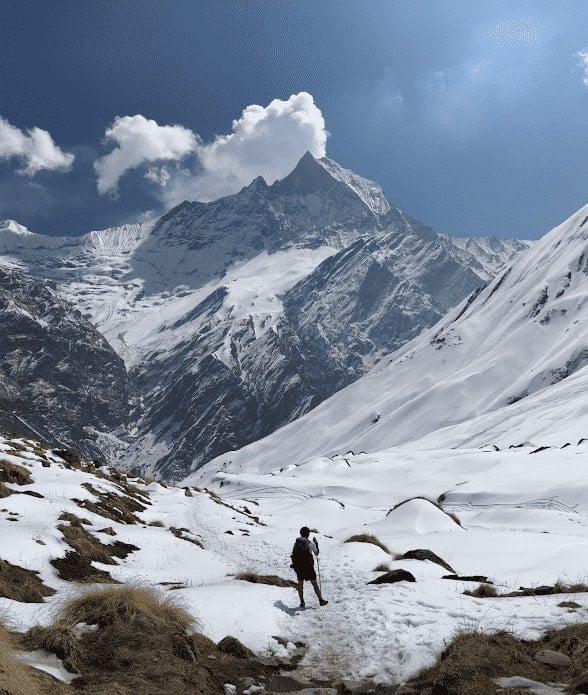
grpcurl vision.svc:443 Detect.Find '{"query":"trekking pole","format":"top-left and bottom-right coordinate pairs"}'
top-left (316, 555), bottom-right (322, 594)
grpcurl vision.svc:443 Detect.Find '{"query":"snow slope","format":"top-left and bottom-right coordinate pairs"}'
top-left (194, 203), bottom-right (588, 476)
top-left (1, 435), bottom-right (586, 687)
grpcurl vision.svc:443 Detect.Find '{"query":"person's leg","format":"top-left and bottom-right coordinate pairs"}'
top-left (311, 579), bottom-right (328, 605)
top-left (297, 579), bottom-right (305, 606)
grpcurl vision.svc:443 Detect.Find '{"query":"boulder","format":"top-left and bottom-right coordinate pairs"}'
top-left (401, 549), bottom-right (455, 573)
top-left (368, 569), bottom-right (416, 585)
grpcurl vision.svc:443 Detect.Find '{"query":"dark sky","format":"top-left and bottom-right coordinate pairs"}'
top-left (0, 1), bottom-right (586, 239)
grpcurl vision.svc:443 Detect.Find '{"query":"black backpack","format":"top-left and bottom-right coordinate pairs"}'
top-left (291, 538), bottom-right (312, 571)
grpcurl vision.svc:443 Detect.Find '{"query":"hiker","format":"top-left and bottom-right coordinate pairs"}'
top-left (291, 526), bottom-right (328, 608)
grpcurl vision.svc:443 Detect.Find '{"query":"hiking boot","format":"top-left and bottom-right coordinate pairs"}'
top-left (319, 599), bottom-right (328, 606)
top-left (299, 601), bottom-right (305, 608)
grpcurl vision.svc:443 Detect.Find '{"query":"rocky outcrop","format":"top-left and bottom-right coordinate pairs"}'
top-left (0, 264), bottom-right (136, 459)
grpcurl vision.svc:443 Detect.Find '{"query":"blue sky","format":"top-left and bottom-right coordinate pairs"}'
top-left (0, 1), bottom-right (586, 239)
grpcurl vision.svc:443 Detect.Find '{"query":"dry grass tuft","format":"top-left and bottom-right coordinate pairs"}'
top-left (0, 558), bottom-right (56, 602)
top-left (406, 623), bottom-right (588, 695)
top-left (463, 583), bottom-right (499, 598)
top-left (58, 585), bottom-right (195, 631)
top-left (345, 533), bottom-right (390, 554)
top-left (0, 622), bottom-right (46, 695)
top-left (0, 458), bottom-right (33, 485)
top-left (235, 571), bottom-right (297, 588)
top-left (373, 563), bottom-right (391, 573)
top-left (58, 511), bottom-right (93, 526)
top-left (24, 624), bottom-right (82, 673)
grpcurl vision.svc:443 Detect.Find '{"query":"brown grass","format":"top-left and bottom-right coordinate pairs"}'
top-left (22, 585), bottom-right (278, 694)
top-left (463, 583), bottom-right (499, 598)
top-left (235, 571), bottom-right (297, 588)
top-left (406, 623), bottom-right (588, 695)
top-left (75, 482), bottom-right (147, 524)
top-left (344, 534), bottom-right (390, 554)
top-left (0, 458), bottom-right (33, 485)
top-left (373, 563), bottom-right (391, 573)
top-left (51, 550), bottom-right (115, 583)
top-left (58, 511), bottom-right (93, 526)
top-left (0, 623), bottom-right (46, 695)
top-left (0, 558), bottom-right (56, 602)
top-left (58, 585), bottom-right (195, 631)
top-left (51, 520), bottom-right (139, 583)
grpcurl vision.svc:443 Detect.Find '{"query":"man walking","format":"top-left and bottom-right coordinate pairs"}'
top-left (291, 526), bottom-right (328, 608)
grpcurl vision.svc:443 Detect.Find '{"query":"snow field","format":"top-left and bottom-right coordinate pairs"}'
top-left (1, 436), bottom-right (587, 686)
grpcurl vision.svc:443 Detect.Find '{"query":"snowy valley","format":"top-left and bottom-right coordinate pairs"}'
top-left (1, 154), bottom-right (588, 694)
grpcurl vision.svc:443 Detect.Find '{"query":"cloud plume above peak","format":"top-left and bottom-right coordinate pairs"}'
top-left (0, 117), bottom-right (74, 176)
top-left (190, 91), bottom-right (327, 202)
top-left (94, 93), bottom-right (327, 206)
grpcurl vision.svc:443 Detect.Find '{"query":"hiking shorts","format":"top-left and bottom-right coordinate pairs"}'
top-left (295, 565), bottom-right (317, 582)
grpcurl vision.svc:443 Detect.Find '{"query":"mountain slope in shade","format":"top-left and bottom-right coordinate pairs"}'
top-left (191, 203), bottom-right (588, 480)
top-left (0, 263), bottom-right (136, 458)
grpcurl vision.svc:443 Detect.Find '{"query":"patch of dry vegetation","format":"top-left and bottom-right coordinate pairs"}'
top-left (235, 571), bottom-right (297, 588)
top-left (0, 623), bottom-right (45, 695)
top-left (344, 533), bottom-right (390, 554)
top-left (463, 583), bottom-right (499, 598)
top-left (0, 458), bottom-right (34, 498)
top-left (51, 519), bottom-right (139, 583)
top-left (373, 563), bottom-right (391, 573)
top-left (404, 623), bottom-right (588, 695)
top-left (0, 558), bottom-right (56, 602)
top-left (0, 459), bottom-right (32, 485)
top-left (24, 585), bottom-right (275, 695)
top-left (75, 482), bottom-right (147, 524)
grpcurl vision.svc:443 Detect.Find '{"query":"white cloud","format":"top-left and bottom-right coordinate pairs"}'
top-left (94, 93), bottom-right (328, 205)
top-left (94, 115), bottom-right (199, 194)
top-left (0, 117), bottom-right (74, 175)
top-left (578, 49), bottom-right (588, 86)
top-left (183, 91), bottom-right (327, 203)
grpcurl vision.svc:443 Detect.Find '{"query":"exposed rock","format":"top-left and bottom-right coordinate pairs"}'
top-left (217, 635), bottom-right (255, 659)
top-left (0, 264), bottom-right (136, 461)
top-left (443, 574), bottom-right (491, 583)
top-left (368, 569), bottom-right (416, 585)
top-left (534, 649), bottom-right (572, 667)
top-left (401, 549), bottom-right (455, 573)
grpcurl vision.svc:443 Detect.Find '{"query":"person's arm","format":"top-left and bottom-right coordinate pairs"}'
top-left (312, 536), bottom-right (319, 555)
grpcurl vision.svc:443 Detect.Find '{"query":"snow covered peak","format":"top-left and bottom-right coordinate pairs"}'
top-left (0, 219), bottom-right (33, 235)
top-left (317, 156), bottom-right (392, 216)
top-left (272, 152), bottom-right (392, 218)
